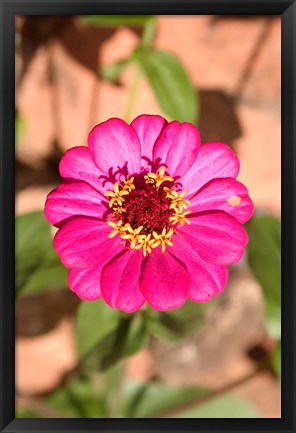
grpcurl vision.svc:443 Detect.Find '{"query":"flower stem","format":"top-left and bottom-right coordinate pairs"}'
top-left (124, 66), bottom-right (142, 123)
top-left (124, 17), bottom-right (157, 122)
top-left (141, 17), bottom-right (157, 49)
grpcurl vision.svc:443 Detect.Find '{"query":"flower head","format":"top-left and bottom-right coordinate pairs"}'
top-left (44, 115), bottom-right (254, 313)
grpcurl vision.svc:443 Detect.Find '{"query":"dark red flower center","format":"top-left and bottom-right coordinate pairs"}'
top-left (115, 183), bottom-right (174, 234)
top-left (104, 166), bottom-right (191, 256)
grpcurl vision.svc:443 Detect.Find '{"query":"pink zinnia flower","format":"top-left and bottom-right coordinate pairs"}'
top-left (44, 115), bottom-right (254, 313)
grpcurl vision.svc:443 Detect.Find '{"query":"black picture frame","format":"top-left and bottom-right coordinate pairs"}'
top-left (1, 0), bottom-right (295, 432)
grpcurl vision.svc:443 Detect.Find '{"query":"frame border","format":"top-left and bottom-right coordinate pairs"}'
top-left (1, 1), bottom-right (295, 432)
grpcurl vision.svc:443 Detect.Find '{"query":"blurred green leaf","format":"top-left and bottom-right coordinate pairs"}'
top-left (120, 381), bottom-right (209, 418)
top-left (101, 57), bottom-right (133, 83)
top-left (16, 114), bottom-right (26, 143)
top-left (16, 211), bottom-right (52, 295)
top-left (146, 300), bottom-right (209, 342)
top-left (76, 300), bottom-right (120, 359)
top-left (176, 394), bottom-right (261, 418)
top-left (247, 215), bottom-right (281, 339)
top-left (265, 301), bottom-right (281, 340)
top-left (81, 15), bottom-right (154, 27)
top-left (272, 341), bottom-right (281, 378)
top-left (81, 312), bottom-right (148, 372)
top-left (47, 377), bottom-right (106, 418)
top-left (16, 407), bottom-right (42, 418)
top-left (134, 48), bottom-right (198, 123)
top-left (16, 211), bottom-right (68, 297)
top-left (21, 262), bottom-right (67, 295)
top-left (104, 364), bottom-right (124, 410)
top-left (21, 248), bottom-right (68, 296)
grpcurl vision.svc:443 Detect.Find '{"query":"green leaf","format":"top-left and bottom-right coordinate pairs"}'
top-left (21, 262), bottom-right (68, 296)
top-left (16, 114), bottom-right (26, 143)
top-left (16, 407), bottom-right (42, 418)
top-left (16, 211), bottom-right (53, 295)
top-left (81, 312), bottom-right (148, 372)
top-left (177, 394), bottom-right (261, 418)
top-left (101, 57), bottom-right (132, 82)
top-left (46, 377), bottom-right (106, 418)
top-left (104, 364), bottom-right (124, 409)
top-left (76, 300), bottom-right (120, 359)
top-left (16, 211), bottom-right (68, 297)
top-left (247, 215), bottom-right (281, 339)
top-left (81, 15), bottom-right (154, 27)
top-left (120, 381), bottom-right (209, 418)
top-left (146, 300), bottom-right (210, 342)
top-left (272, 341), bottom-right (281, 378)
top-left (21, 248), bottom-right (68, 296)
top-left (134, 48), bottom-right (198, 123)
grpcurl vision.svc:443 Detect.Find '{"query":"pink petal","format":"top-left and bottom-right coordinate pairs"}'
top-left (44, 182), bottom-right (108, 227)
top-left (59, 146), bottom-right (107, 194)
top-left (101, 249), bottom-right (145, 313)
top-left (140, 249), bottom-right (190, 311)
top-left (179, 211), bottom-right (248, 265)
top-left (172, 235), bottom-right (228, 302)
top-left (131, 114), bottom-right (167, 168)
top-left (189, 178), bottom-right (254, 224)
top-left (153, 121), bottom-right (200, 177)
top-left (54, 217), bottom-right (123, 268)
top-left (68, 266), bottom-right (102, 300)
top-left (181, 142), bottom-right (240, 198)
top-left (88, 118), bottom-right (141, 175)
